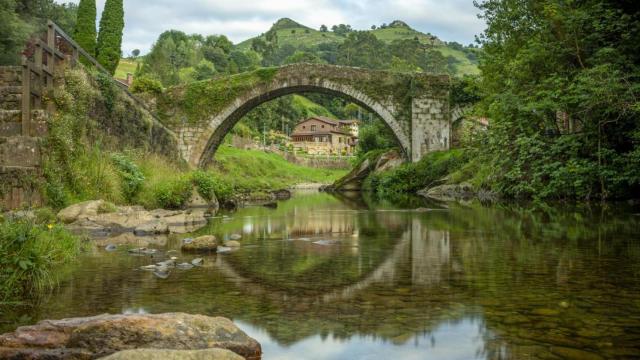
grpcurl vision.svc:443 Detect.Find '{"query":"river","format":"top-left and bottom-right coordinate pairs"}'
top-left (3, 192), bottom-right (640, 359)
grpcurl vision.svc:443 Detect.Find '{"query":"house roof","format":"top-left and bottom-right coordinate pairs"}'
top-left (291, 129), bottom-right (355, 137)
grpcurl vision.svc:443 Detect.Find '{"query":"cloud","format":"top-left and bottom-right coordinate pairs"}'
top-left (57, 0), bottom-right (486, 55)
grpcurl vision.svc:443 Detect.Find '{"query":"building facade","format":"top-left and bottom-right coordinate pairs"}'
top-left (290, 117), bottom-right (358, 155)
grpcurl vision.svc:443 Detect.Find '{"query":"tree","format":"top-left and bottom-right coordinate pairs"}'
top-left (131, 48), bottom-right (140, 58)
top-left (474, 0), bottom-right (640, 199)
top-left (319, 24), bottom-right (327, 32)
top-left (74, 0), bottom-right (96, 56)
top-left (96, 0), bottom-right (124, 74)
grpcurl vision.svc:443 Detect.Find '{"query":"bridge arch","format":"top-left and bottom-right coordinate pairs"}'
top-left (167, 64), bottom-right (451, 167)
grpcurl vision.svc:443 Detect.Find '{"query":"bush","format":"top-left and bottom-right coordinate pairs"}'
top-left (364, 150), bottom-right (468, 196)
top-left (152, 177), bottom-right (193, 209)
top-left (111, 153), bottom-right (145, 202)
top-left (130, 75), bottom-right (164, 96)
top-left (0, 219), bottom-right (81, 302)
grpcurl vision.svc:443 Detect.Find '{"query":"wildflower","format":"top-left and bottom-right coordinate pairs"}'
top-left (47, 223), bottom-right (54, 230)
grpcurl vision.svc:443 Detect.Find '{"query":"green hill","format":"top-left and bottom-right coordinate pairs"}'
top-left (236, 18), bottom-right (479, 76)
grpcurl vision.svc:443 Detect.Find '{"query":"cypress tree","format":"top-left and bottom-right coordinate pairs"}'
top-left (73, 0), bottom-right (97, 56)
top-left (96, 0), bottom-right (124, 74)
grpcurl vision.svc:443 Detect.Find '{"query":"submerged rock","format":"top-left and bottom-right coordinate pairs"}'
top-left (181, 235), bottom-right (218, 253)
top-left (177, 262), bottom-right (194, 270)
top-left (101, 348), bottom-right (243, 360)
top-left (313, 239), bottom-right (340, 246)
top-left (224, 240), bottom-right (241, 248)
top-left (418, 183), bottom-right (475, 201)
top-left (191, 258), bottom-right (204, 266)
top-left (105, 244), bottom-right (117, 252)
top-left (0, 313), bottom-right (261, 359)
top-left (229, 234), bottom-right (242, 241)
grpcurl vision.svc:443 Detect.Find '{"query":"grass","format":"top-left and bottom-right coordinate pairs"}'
top-left (0, 216), bottom-right (82, 304)
top-left (209, 145), bottom-right (348, 192)
top-left (114, 58), bottom-right (140, 80)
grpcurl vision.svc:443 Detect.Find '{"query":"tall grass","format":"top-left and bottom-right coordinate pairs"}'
top-left (0, 217), bottom-right (81, 304)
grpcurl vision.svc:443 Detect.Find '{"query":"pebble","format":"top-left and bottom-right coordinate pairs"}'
top-left (105, 244), bottom-right (117, 252)
top-left (191, 258), bottom-right (204, 266)
top-left (182, 238), bottom-right (194, 244)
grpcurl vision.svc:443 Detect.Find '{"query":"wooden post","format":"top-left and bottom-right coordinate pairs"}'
top-left (33, 43), bottom-right (42, 109)
top-left (46, 23), bottom-right (56, 114)
top-left (21, 57), bottom-right (31, 136)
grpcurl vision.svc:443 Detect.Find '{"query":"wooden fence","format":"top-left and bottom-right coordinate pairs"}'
top-left (20, 20), bottom-right (127, 136)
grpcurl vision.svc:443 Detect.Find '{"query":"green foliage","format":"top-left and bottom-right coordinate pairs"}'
top-left (111, 153), bottom-right (145, 202)
top-left (364, 150), bottom-right (467, 196)
top-left (357, 120), bottom-right (398, 155)
top-left (152, 177), bottom-right (193, 209)
top-left (95, 72), bottom-right (116, 112)
top-left (474, 0), bottom-right (640, 200)
top-left (130, 75), bottom-right (164, 96)
top-left (96, 0), bottom-right (123, 74)
top-left (0, 218), bottom-right (80, 303)
top-left (73, 0), bottom-right (96, 56)
top-left (0, 0), bottom-right (77, 65)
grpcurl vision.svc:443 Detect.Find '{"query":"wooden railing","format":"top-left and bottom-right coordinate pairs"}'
top-left (20, 21), bottom-right (127, 136)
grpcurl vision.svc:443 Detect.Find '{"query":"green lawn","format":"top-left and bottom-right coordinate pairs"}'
top-left (211, 145), bottom-right (347, 192)
top-left (114, 58), bottom-right (140, 80)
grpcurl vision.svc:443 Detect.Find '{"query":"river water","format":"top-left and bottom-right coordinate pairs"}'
top-left (4, 192), bottom-right (640, 359)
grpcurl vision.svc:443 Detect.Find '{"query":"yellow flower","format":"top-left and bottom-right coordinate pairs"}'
top-left (47, 224), bottom-right (54, 230)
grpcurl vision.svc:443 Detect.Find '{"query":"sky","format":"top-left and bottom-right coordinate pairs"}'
top-left (57, 0), bottom-right (486, 56)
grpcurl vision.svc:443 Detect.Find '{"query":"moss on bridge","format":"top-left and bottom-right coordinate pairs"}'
top-left (157, 64), bottom-right (449, 129)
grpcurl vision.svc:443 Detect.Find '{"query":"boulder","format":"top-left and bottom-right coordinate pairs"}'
top-left (134, 218), bottom-right (170, 236)
top-left (187, 189), bottom-right (219, 213)
top-left (0, 313), bottom-right (261, 360)
top-left (60, 202), bottom-right (208, 237)
top-left (224, 240), bottom-right (241, 248)
top-left (181, 235), bottom-right (218, 252)
top-left (57, 200), bottom-right (106, 223)
top-left (327, 150), bottom-right (404, 191)
top-left (101, 348), bottom-right (244, 360)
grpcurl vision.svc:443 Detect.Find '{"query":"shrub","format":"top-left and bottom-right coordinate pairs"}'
top-left (152, 177), bottom-right (193, 209)
top-left (0, 219), bottom-right (81, 302)
top-left (130, 75), bottom-right (164, 96)
top-left (111, 153), bottom-right (145, 202)
top-left (364, 149), bottom-right (468, 196)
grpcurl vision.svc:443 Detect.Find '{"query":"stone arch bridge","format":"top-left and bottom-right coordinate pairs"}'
top-left (158, 63), bottom-right (451, 167)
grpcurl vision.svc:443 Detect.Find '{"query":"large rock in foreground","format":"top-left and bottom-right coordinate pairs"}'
top-left (0, 313), bottom-right (261, 360)
top-left (101, 348), bottom-right (243, 360)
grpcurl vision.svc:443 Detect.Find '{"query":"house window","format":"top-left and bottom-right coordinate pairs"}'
top-left (311, 125), bottom-right (317, 131)
top-left (302, 125), bottom-right (306, 129)
top-left (321, 125), bottom-right (325, 128)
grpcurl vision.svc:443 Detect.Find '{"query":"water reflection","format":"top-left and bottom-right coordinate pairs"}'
top-left (2, 193), bottom-right (640, 360)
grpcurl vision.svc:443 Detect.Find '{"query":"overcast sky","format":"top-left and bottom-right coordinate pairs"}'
top-left (58, 0), bottom-right (486, 56)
